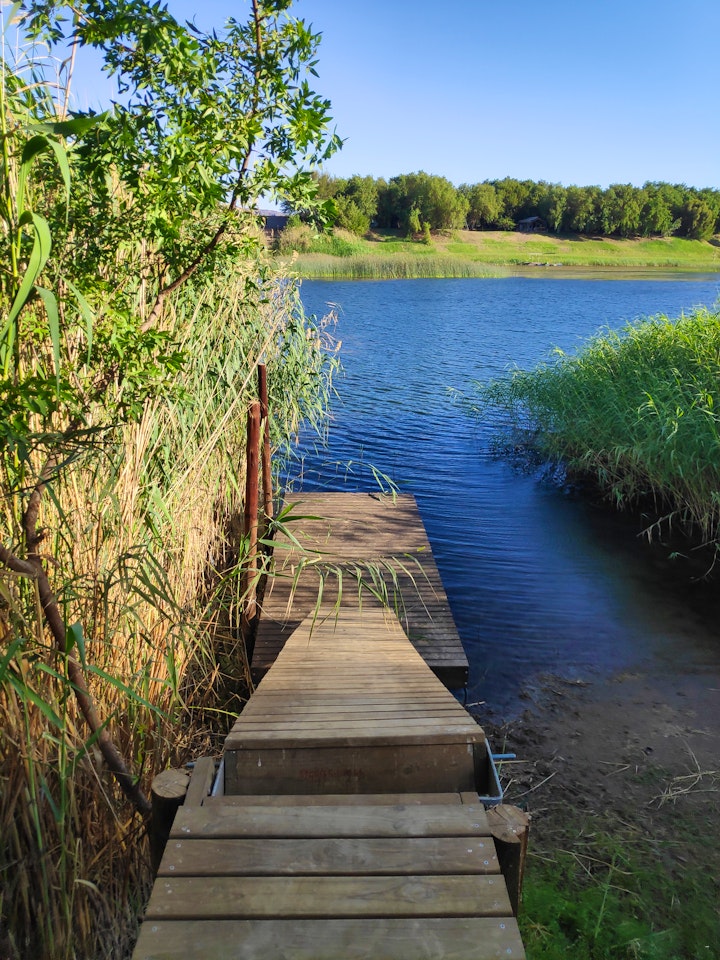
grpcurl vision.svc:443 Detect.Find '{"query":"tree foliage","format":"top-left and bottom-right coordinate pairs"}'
top-left (295, 170), bottom-right (720, 241)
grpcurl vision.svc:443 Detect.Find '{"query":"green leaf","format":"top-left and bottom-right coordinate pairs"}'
top-left (66, 622), bottom-right (87, 669)
top-left (9, 673), bottom-right (64, 729)
top-left (30, 114), bottom-right (106, 139)
top-left (86, 664), bottom-right (164, 717)
top-left (2, 212), bottom-right (53, 343)
top-left (35, 287), bottom-right (61, 385)
top-left (65, 281), bottom-right (95, 363)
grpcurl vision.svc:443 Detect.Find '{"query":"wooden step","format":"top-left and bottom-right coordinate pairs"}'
top-left (134, 917), bottom-right (525, 959)
top-left (225, 605), bottom-right (483, 795)
top-left (133, 795), bottom-right (525, 960)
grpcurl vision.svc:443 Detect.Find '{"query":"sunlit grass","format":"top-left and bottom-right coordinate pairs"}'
top-left (287, 252), bottom-right (508, 279)
top-left (278, 229), bottom-right (720, 278)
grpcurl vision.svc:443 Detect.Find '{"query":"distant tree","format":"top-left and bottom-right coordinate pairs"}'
top-left (538, 184), bottom-right (567, 233)
top-left (601, 184), bottom-right (644, 237)
top-left (460, 182), bottom-right (502, 230)
top-left (343, 175), bottom-right (380, 221)
top-left (492, 178), bottom-right (534, 222)
top-left (697, 188), bottom-right (720, 234)
top-left (639, 188), bottom-right (677, 237)
top-left (335, 198), bottom-right (370, 235)
top-left (680, 197), bottom-right (717, 239)
top-left (407, 204), bottom-right (422, 236)
top-left (379, 172), bottom-right (468, 234)
top-left (565, 185), bottom-right (602, 234)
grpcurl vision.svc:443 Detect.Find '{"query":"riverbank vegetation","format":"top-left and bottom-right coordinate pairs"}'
top-left (277, 170), bottom-right (720, 279)
top-left (296, 172), bottom-right (720, 240)
top-left (279, 226), bottom-right (719, 278)
top-left (0, 4), bottom-right (338, 957)
top-left (470, 306), bottom-right (720, 556)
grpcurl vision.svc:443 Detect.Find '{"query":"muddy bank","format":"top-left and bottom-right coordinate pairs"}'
top-left (481, 667), bottom-right (720, 840)
top-left (474, 663), bottom-right (720, 956)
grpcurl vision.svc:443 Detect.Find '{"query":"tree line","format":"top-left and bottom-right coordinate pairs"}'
top-left (298, 172), bottom-right (720, 240)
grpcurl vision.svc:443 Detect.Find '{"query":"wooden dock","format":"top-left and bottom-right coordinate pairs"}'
top-left (252, 493), bottom-right (469, 689)
top-left (133, 494), bottom-right (526, 960)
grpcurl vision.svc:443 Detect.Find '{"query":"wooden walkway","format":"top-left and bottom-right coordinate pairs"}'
top-left (226, 605), bottom-right (483, 795)
top-left (133, 494), bottom-right (525, 960)
top-left (252, 493), bottom-right (469, 689)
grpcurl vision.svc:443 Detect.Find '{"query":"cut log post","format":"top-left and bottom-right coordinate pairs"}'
top-left (149, 768), bottom-right (190, 874)
top-left (487, 804), bottom-right (530, 916)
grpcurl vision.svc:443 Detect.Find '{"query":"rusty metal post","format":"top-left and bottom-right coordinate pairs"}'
top-left (257, 363), bottom-right (274, 524)
top-left (244, 401), bottom-right (261, 620)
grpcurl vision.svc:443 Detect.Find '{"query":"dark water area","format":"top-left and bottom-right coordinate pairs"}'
top-left (288, 276), bottom-right (720, 718)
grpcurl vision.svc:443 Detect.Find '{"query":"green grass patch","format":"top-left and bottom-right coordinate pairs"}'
top-left (288, 253), bottom-right (508, 279)
top-left (521, 826), bottom-right (720, 959)
top-left (275, 229), bottom-right (720, 277)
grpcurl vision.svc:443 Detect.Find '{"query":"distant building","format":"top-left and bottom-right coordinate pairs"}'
top-left (516, 216), bottom-right (547, 233)
top-left (257, 209), bottom-right (290, 235)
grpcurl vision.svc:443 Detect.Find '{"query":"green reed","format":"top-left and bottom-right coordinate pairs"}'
top-left (291, 253), bottom-right (508, 279)
top-left (473, 306), bottom-right (720, 545)
top-left (0, 266), bottom-right (338, 959)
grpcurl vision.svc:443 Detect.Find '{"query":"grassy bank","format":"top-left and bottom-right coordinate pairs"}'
top-left (277, 228), bottom-right (720, 279)
top-left (470, 306), bottom-right (720, 551)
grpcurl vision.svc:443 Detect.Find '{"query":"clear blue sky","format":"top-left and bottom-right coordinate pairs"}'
top-left (67, 0), bottom-right (720, 190)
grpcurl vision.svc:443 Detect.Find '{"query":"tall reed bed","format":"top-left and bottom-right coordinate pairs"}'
top-left (473, 306), bottom-right (720, 546)
top-left (291, 253), bottom-right (508, 279)
top-left (0, 268), bottom-right (337, 959)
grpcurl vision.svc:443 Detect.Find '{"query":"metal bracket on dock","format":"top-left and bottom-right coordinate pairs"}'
top-left (478, 743), bottom-right (516, 807)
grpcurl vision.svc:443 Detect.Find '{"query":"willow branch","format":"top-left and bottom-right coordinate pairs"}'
top-left (142, 4), bottom-right (266, 332)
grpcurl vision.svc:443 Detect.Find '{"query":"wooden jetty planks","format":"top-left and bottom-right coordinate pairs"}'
top-left (159, 835), bottom-right (500, 876)
top-left (133, 795), bottom-right (525, 960)
top-left (253, 493), bottom-right (468, 688)
top-left (169, 801), bottom-right (492, 839)
top-left (134, 917), bottom-right (525, 960)
top-left (225, 604), bottom-right (484, 795)
top-left (131, 492), bottom-right (527, 960)
top-left (145, 874), bottom-right (512, 920)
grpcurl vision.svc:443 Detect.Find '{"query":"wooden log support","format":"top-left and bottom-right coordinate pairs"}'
top-left (149, 768), bottom-right (190, 875)
top-left (486, 804), bottom-right (530, 916)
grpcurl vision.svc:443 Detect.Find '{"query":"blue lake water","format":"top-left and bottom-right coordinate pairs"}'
top-left (290, 276), bottom-right (720, 717)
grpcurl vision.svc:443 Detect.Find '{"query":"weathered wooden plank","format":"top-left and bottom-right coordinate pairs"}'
top-left (227, 718), bottom-right (482, 738)
top-left (240, 695), bottom-right (456, 710)
top-left (225, 742), bottom-right (478, 795)
top-left (202, 792), bottom-right (466, 807)
top-left (145, 874), bottom-right (512, 920)
top-left (159, 836), bottom-right (500, 877)
top-left (170, 803), bottom-right (491, 839)
top-left (184, 757), bottom-right (216, 807)
top-left (134, 916), bottom-right (526, 960)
